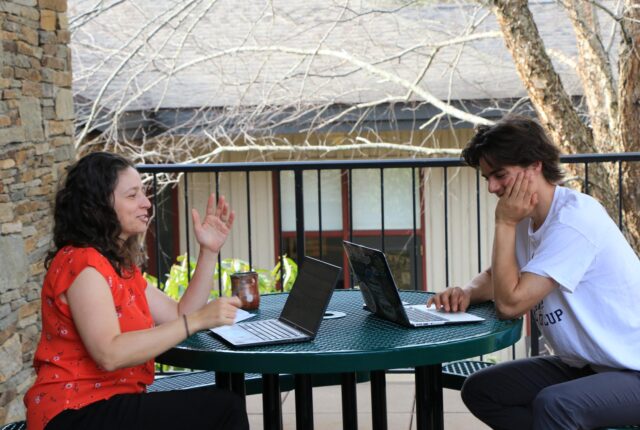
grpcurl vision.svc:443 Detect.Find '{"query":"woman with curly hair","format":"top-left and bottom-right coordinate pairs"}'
top-left (24, 152), bottom-right (249, 430)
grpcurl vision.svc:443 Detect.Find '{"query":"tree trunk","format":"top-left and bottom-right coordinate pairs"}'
top-left (566, 0), bottom-right (620, 152)
top-left (488, 0), bottom-right (594, 150)
top-left (488, 0), bottom-right (629, 246)
top-left (618, 0), bottom-right (640, 251)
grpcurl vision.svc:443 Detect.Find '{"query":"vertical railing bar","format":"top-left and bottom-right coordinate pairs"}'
top-left (348, 169), bottom-right (354, 289)
top-left (348, 169), bottom-right (353, 243)
top-left (151, 173), bottom-right (163, 375)
top-left (475, 169), bottom-right (487, 361)
top-left (618, 161), bottom-right (623, 229)
top-left (276, 171), bottom-right (284, 291)
top-left (317, 169), bottom-right (323, 260)
top-left (443, 167), bottom-right (449, 287)
top-left (216, 172), bottom-right (222, 297)
top-left (184, 172), bottom-right (191, 282)
top-left (380, 168), bottom-right (385, 253)
top-left (584, 162), bottom-right (590, 195)
top-left (246, 171), bottom-right (253, 268)
top-left (530, 311), bottom-right (540, 357)
top-left (411, 167), bottom-right (418, 291)
top-left (152, 173), bottom-right (162, 291)
top-left (475, 169), bottom-right (482, 272)
top-left (294, 169), bottom-right (305, 263)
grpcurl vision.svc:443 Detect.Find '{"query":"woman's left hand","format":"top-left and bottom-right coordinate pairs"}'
top-left (192, 194), bottom-right (235, 254)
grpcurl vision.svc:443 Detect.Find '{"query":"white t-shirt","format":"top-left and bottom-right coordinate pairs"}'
top-left (515, 186), bottom-right (640, 371)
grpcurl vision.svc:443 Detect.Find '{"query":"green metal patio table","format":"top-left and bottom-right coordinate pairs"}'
top-left (157, 289), bottom-right (522, 430)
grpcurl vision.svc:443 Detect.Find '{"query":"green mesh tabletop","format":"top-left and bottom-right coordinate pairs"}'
top-left (157, 290), bottom-right (522, 374)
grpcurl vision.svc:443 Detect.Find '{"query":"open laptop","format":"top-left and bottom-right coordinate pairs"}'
top-left (210, 256), bottom-right (342, 347)
top-left (343, 241), bottom-right (484, 327)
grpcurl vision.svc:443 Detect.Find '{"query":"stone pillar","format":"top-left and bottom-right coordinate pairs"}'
top-left (0, 0), bottom-right (74, 424)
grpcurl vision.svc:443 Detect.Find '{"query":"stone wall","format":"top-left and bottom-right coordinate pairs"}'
top-left (0, 0), bottom-right (74, 424)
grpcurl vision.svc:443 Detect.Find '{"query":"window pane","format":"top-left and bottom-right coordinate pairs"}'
top-left (352, 168), bottom-right (420, 230)
top-left (280, 170), bottom-right (342, 232)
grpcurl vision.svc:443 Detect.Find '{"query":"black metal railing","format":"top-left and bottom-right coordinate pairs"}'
top-left (139, 152), bottom-right (640, 360)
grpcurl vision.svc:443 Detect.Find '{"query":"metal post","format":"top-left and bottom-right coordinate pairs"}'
top-left (294, 374), bottom-right (314, 430)
top-left (184, 173), bottom-right (191, 282)
top-left (294, 170), bottom-right (305, 263)
top-left (341, 372), bottom-right (358, 430)
top-left (262, 373), bottom-right (283, 430)
top-left (246, 171), bottom-right (253, 268)
top-left (415, 365), bottom-right (444, 430)
top-left (370, 370), bottom-right (387, 430)
top-left (231, 372), bottom-right (246, 408)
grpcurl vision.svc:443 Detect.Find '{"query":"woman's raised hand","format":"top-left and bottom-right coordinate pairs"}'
top-left (191, 194), bottom-right (235, 254)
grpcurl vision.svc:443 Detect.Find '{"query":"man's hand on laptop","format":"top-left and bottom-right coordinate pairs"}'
top-left (427, 287), bottom-right (471, 313)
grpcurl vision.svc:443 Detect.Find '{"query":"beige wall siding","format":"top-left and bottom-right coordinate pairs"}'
top-left (423, 166), bottom-right (497, 292)
top-left (178, 171), bottom-right (276, 273)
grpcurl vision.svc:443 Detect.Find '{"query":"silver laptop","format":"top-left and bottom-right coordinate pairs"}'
top-left (343, 241), bottom-right (484, 327)
top-left (210, 257), bottom-right (342, 347)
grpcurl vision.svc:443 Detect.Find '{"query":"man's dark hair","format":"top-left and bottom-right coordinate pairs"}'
top-left (461, 115), bottom-right (564, 183)
top-left (46, 152), bottom-right (144, 275)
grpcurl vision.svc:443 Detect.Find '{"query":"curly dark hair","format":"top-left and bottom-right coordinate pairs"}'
top-left (46, 152), bottom-right (145, 276)
top-left (461, 115), bottom-right (564, 183)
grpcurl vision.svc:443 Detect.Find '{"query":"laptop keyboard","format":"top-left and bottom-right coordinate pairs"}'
top-left (405, 307), bottom-right (448, 323)
top-left (242, 319), bottom-right (305, 341)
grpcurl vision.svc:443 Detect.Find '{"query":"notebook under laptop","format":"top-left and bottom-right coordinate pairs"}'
top-left (210, 256), bottom-right (342, 348)
top-left (343, 241), bottom-right (484, 327)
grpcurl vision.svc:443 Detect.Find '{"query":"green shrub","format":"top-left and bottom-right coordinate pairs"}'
top-left (144, 254), bottom-right (298, 299)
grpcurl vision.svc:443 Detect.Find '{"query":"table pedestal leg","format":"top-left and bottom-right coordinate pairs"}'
top-left (231, 372), bottom-right (246, 407)
top-left (262, 373), bottom-right (283, 430)
top-left (216, 371), bottom-right (231, 391)
top-left (216, 372), bottom-right (247, 406)
top-left (294, 374), bottom-right (314, 430)
top-left (341, 372), bottom-right (358, 430)
top-left (371, 370), bottom-right (387, 430)
top-left (415, 364), bottom-right (444, 430)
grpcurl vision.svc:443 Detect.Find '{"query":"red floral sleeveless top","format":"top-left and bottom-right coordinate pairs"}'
top-left (24, 246), bottom-right (155, 430)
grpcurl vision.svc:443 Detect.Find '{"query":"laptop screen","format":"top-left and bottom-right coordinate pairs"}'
top-left (280, 257), bottom-right (341, 334)
top-left (343, 241), bottom-right (409, 324)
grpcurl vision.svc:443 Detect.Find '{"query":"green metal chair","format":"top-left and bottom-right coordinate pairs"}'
top-left (441, 359), bottom-right (494, 390)
top-left (148, 370), bottom-right (290, 394)
top-left (149, 370), bottom-right (369, 394)
top-left (0, 422), bottom-right (26, 430)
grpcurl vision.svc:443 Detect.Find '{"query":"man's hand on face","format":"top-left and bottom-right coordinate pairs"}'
top-left (495, 171), bottom-right (538, 227)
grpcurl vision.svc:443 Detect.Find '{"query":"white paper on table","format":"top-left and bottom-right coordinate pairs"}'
top-left (233, 308), bottom-right (255, 323)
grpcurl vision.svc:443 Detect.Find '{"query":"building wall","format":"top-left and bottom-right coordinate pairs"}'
top-left (0, 0), bottom-right (74, 424)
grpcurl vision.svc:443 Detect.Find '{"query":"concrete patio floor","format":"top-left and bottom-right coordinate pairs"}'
top-left (245, 373), bottom-right (490, 429)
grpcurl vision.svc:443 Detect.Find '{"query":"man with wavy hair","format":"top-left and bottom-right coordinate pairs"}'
top-left (428, 115), bottom-right (640, 429)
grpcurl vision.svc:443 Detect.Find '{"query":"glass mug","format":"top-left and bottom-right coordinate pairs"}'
top-left (230, 271), bottom-right (260, 310)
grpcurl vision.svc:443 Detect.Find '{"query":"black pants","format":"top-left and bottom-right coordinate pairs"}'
top-left (461, 356), bottom-right (640, 430)
top-left (46, 387), bottom-right (249, 430)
